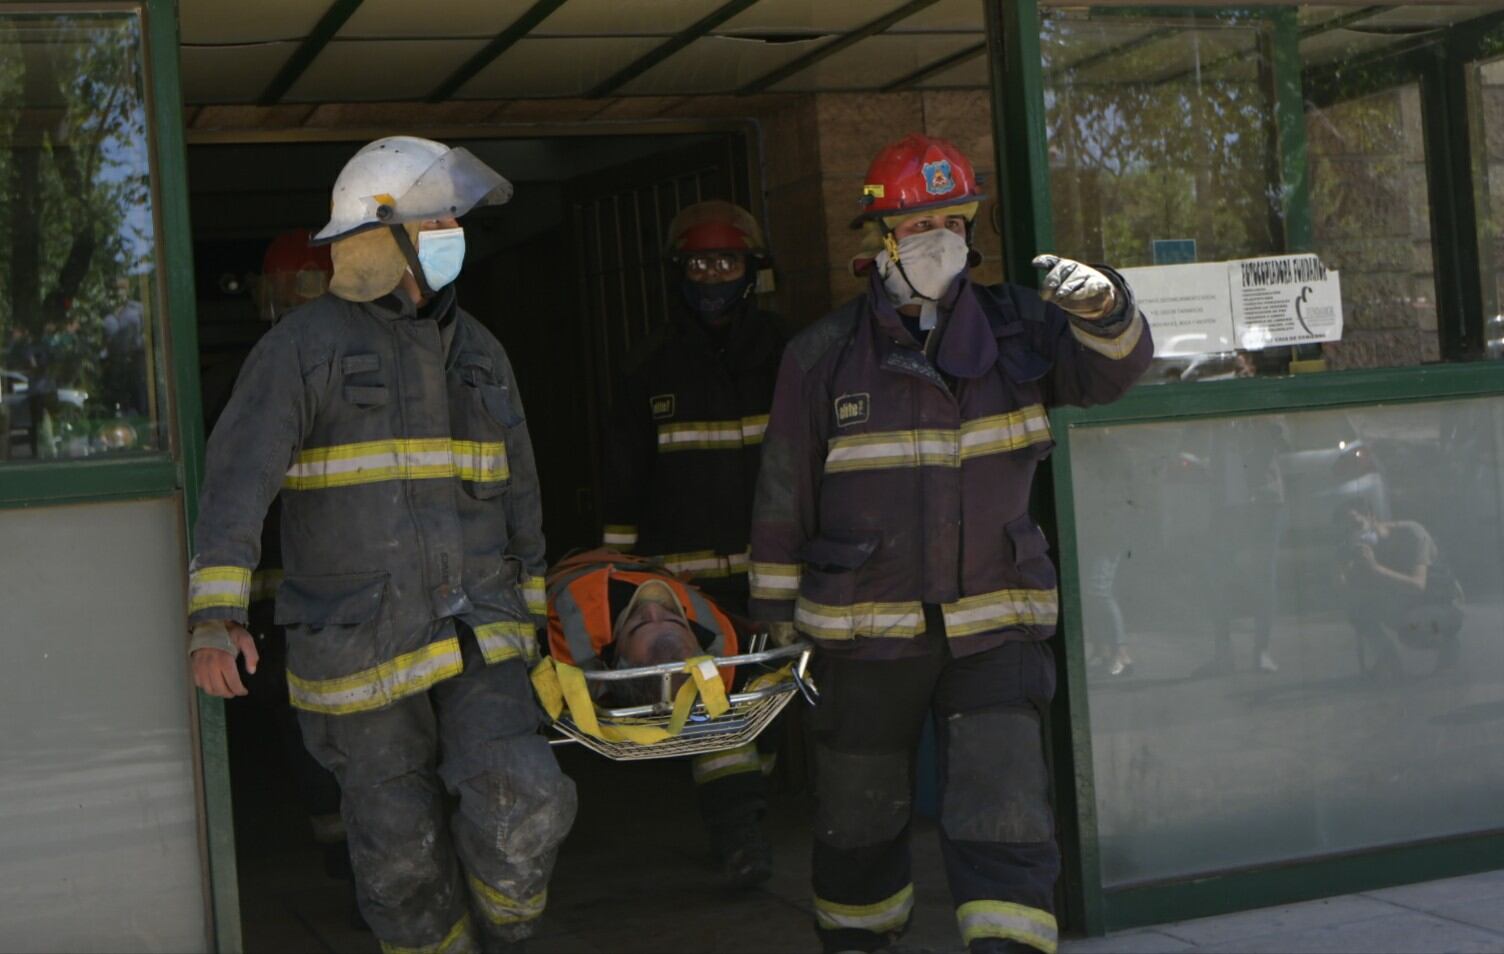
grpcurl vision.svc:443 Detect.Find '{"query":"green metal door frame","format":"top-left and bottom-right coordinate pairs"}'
top-left (987, 0), bottom-right (1504, 936)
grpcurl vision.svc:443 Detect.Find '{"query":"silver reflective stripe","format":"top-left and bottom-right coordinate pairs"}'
top-left (657, 421), bottom-right (744, 451)
top-left (956, 900), bottom-right (1058, 953)
top-left (286, 638), bottom-right (464, 715)
top-left (942, 588), bottom-right (1059, 638)
top-left (691, 743), bottom-right (762, 784)
top-left (468, 876), bottom-right (546, 926)
top-left (188, 566), bottom-right (251, 614)
top-left (814, 883), bottom-right (915, 933)
top-left (554, 586), bottom-right (599, 666)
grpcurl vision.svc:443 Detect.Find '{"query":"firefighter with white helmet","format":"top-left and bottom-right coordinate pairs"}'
top-left (599, 198), bottom-right (787, 886)
top-left (186, 136), bottom-right (574, 953)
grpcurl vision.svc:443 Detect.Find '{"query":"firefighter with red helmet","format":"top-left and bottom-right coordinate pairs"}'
top-left (600, 199), bottom-right (787, 887)
top-left (749, 134), bottom-right (1153, 953)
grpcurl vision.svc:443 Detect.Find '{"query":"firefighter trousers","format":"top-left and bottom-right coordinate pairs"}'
top-left (808, 622), bottom-right (1060, 954)
top-left (299, 626), bottom-right (577, 954)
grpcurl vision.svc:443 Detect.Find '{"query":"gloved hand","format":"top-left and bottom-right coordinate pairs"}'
top-left (1033, 253), bottom-right (1118, 321)
top-left (766, 621), bottom-right (800, 647)
top-left (190, 620), bottom-right (260, 698)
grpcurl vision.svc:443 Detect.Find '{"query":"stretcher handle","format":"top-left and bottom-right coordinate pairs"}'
top-left (579, 641), bottom-right (813, 682)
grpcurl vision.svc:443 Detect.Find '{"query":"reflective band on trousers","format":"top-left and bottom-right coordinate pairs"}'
top-left (956, 900), bottom-right (1058, 953)
top-left (521, 575), bottom-right (546, 616)
top-left (286, 637), bottom-right (464, 715)
top-left (749, 561), bottom-right (800, 600)
top-left (823, 406), bottom-right (1052, 474)
top-left (468, 875), bottom-right (546, 925)
top-left (602, 524), bottom-right (638, 548)
top-left (188, 565), bottom-right (252, 615)
top-left (657, 549), bottom-right (748, 578)
top-left (814, 883), bottom-right (915, 934)
top-left (1070, 308), bottom-right (1145, 361)
top-left (472, 620), bottom-right (536, 665)
top-left (795, 597), bottom-right (926, 641)
top-left (941, 587), bottom-right (1059, 637)
top-left (379, 914), bottom-right (476, 954)
top-left (691, 743), bottom-right (762, 785)
top-left (283, 438), bottom-right (508, 490)
top-left (657, 416), bottom-right (769, 451)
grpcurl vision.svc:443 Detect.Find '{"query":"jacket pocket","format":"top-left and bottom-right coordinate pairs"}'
top-left (343, 385), bottom-right (389, 408)
top-left (1005, 516), bottom-right (1057, 591)
top-left (474, 382), bottom-right (523, 428)
top-left (274, 572), bottom-right (388, 630)
top-left (800, 533), bottom-right (879, 607)
top-left (341, 353), bottom-right (387, 408)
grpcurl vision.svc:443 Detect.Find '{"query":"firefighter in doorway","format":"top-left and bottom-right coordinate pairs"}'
top-left (749, 133), bottom-right (1154, 954)
top-left (600, 199), bottom-right (787, 886)
top-left (185, 136), bottom-right (575, 954)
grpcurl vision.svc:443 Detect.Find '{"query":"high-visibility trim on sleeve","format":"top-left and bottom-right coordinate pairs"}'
top-left (378, 914), bottom-right (475, 954)
top-left (1070, 308), bottom-right (1145, 360)
top-left (956, 900), bottom-right (1058, 953)
top-left (602, 524), bottom-right (638, 549)
top-left (188, 565), bottom-right (253, 615)
top-left (287, 637), bottom-right (464, 715)
top-left (749, 561), bottom-right (801, 600)
top-left (691, 743), bottom-right (763, 785)
top-left (521, 575), bottom-right (546, 616)
top-left (795, 597), bottom-right (927, 641)
top-left (473, 620), bottom-right (537, 665)
top-left (814, 883), bottom-right (915, 934)
top-left (940, 587), bottom-right (1059, 638)
top-left (741, 413), bottom-right (770, 445)
top-left (467, 875), bottom-right (547, 926)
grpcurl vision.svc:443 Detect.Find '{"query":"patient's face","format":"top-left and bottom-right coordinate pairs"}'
top-left (615, 600), bottom-right (699, 667)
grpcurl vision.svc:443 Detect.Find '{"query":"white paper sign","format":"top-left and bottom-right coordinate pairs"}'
top-left (1119, 254), bottom-right (1343, 356)
top-left (1117, 262), bottom-right (1235, 357)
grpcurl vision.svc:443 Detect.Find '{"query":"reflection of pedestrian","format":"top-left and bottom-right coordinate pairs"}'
top-left (1077, 438), bottom-right (1134, 676)
top-left (1188, 416), bottom-right (1288, 676)
top-left (1336, 501), bottom-right (1462, 681)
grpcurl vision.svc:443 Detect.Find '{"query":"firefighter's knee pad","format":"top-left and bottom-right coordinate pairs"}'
top-left (814, 745), bottom-right (911, 850)
top-left (454, 733), bottom-right (577, 861)
top-left (941, 707), bottom-right (1053, 844)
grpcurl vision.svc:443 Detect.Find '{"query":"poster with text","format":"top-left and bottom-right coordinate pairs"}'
top-left (1229, 255), bottom-right (1343, 350)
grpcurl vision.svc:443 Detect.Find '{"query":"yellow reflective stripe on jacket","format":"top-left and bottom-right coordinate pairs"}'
top-left (1070, 308), bottom-right (1145, 361)
top-left (378, 914), bottom-right (476, 954)
top-left (467, 875), bottom-right (546, 926)
top-left (473, 620), bottom-right (536, 665)
top-left (941, 588), bottom-right (1059, 638)
top-left (795, 597), bottom-right (926, 641)
top-left (750, 561), bottom-right (800, 600)
top-left (521, 575), bottom-right (546, 616)
top-left (657, 420), bottom-right (744, 451)
top-left (283, 438), bottom-right (508, 490)
top-left (691, 743), bottom-right (763, 785)
top-left (814, 883), bottom-right (915, 934)
top-left (602, 524), bottom-right (638, 548)
top-left (287, 637), bottom-right (464, 715)
top-left (188, 565), bottom-right (252, 614)
top-left (741, 413), bottom-right (770, 444)
top-left (656, 549), bottom-right (749, 578)
top-left (248, 568), bottom-right (284, 604)
top-left (824, 407), bottom-right (1051, 474)
top-left (956, 900), bottom-right (1058, 953)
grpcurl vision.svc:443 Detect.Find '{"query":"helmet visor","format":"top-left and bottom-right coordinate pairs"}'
top-left (363, 147), bottom-right (514, 228)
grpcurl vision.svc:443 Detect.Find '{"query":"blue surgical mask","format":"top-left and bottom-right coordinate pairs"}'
top-left (416, 226), bottom-right (465, 290)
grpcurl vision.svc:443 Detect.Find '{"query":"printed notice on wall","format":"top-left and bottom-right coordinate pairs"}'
top-left (1120, 254), bottom-right (1342, 357)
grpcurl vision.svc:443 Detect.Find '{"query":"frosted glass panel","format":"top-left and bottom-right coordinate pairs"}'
top-left (0, 497), bottom-right (205, 951)
top-left (1071, 397), bottom-right (1504, 887)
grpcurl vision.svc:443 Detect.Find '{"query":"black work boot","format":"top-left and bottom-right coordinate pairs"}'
top-left (714, 821), bottom-right (773, 887)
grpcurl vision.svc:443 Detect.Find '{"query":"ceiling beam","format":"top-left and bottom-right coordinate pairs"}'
top-left (880, 39), bottom-right (987, 92)
top-left (259, 0), bottom-right (366, 105)
top-left (737, 0), bottom-right (942, 96)
top-left (426, 0), bottom-right (571, 102)
top-left (585, 0), bottom-right (764, 98)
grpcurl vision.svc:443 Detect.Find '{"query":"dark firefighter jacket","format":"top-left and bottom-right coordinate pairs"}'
top-left (600, 303), bottom-right (785, 579)
top-left (748, 269), bottom-right (1153, 659)
top-left (186, 286), bottom-right (548, 714)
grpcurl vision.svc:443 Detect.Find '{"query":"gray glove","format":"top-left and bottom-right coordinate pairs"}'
top-left (767, 621), bottom-right (799, 647)
top-left (1033, 253), bottom-right (1118, 321)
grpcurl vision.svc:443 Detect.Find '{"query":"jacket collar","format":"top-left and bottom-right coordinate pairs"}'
top-left (671, 299), bottom-right (781, 370)
top-left (364, 284), bottom-right (457, 323)
top-left (866, 271), bottom-right (999, 380)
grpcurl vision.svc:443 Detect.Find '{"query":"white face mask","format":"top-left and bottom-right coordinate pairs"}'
top-left (874, 228), bottom-right (970, 328)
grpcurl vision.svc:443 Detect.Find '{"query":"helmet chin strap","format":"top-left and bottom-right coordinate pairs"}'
top-left (389, 224), bottom-right (435, 299)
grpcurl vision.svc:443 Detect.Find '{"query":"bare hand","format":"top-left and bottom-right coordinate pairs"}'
top-left (192, 623), bottom-right (260, 698)
top-left (1033, 254), bottom-right (1118, 321)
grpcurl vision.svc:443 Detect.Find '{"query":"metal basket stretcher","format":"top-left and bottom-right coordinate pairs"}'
top-left (540, 634), bottom-right (818, 761)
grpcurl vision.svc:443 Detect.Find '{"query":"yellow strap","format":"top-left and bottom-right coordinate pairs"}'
top-left (744, 662), bottom-right (794, 693)
top-left (531, 656), bottom-right (730, 745)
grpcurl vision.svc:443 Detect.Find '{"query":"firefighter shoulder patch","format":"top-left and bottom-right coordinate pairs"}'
top-left (650, 394), bottom-right (676, 419)
top-left (834, 392), bottom-right (870, 427)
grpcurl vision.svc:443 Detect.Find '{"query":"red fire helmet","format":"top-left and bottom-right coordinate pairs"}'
top-left (851, 133), bottom-right (985, 229)
top-left (262, 228), bottom-right (333, 278)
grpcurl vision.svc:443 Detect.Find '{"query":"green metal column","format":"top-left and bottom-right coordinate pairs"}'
top-left (987, 0), bottom-right (1054, 285)
top-left (1269, 7), bottom-right (1312, 252)
top-left (147, 0), bottom-right (242, 950)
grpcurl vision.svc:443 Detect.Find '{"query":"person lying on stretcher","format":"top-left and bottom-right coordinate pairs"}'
top-left (544, 549), bottom-right (743, 708)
